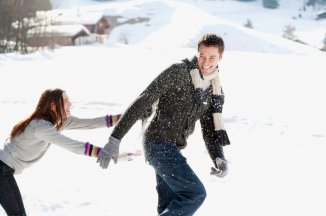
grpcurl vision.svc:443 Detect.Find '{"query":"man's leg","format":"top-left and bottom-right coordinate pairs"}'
top-left (155, 173), bottom-right (175, 214)
top-left (145, 142), bottom-right (206, 216)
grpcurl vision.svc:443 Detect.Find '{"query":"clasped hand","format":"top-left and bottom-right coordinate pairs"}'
top-left (97, 136), bottom-right (121, 169)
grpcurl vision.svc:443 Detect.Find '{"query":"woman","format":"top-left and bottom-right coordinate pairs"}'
top-left (0, 88), bottom-right (121, 215)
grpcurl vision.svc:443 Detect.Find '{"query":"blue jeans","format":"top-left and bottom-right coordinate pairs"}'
top-left (0, 160), bottom-right (27, 216)
top-left (145, 141), bottom-right (206, 216)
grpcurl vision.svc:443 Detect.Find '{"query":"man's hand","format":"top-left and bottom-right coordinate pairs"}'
top-left (210, 157), bottom-right (228, 178)
top-left (97, 136), bottom-right (121, 169)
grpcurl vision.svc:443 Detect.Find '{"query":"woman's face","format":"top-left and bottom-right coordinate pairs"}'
top-left (62, 92), bottom-right (72, 117)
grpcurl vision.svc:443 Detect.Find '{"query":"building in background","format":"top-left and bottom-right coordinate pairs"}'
top-left (27, 9), bottom-right (111, 47)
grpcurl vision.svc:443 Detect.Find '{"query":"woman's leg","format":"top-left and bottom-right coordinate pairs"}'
top-left (0, 160), bottom-right (27, 216)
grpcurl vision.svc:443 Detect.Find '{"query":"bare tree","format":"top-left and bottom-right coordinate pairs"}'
top-left (0, 0), bottom-right (52, 53)
top-left (0, 1), bottom-right (15, 52)
top-left (51, 0), bottom-right (63, 9)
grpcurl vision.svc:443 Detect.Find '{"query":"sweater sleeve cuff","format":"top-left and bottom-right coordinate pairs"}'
top-left (84, 142), bottom-right (102, 157)
top-left (106, 114), bottom-right (122, 128)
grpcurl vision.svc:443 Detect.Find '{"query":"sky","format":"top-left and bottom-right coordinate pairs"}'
top-left (1, 0), bottom-right (326, 215)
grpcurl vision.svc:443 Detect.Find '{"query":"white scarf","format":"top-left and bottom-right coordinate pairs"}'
top-left (190, 68), bottom-right (230, 146)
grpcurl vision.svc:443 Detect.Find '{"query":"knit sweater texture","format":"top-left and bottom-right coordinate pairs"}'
top-left (111, 57), bottom-right (228, 162)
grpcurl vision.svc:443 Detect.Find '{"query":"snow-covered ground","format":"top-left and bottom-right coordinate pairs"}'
top-left (1, 0), bottom-right (326, 215)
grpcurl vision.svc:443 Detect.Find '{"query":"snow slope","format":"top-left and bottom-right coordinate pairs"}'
top-left (1, 0), bottom-right (326, 215)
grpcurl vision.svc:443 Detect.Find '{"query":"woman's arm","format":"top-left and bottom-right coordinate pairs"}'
top-left (64, 114), bottom-right (121, 130)
top-left (33, 119), bottom-right (101, 157)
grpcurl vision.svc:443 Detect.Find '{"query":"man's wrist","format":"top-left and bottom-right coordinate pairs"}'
top-left (109, 135), bottom-right (121, 145)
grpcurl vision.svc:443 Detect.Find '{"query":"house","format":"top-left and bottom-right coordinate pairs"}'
top-left (27, 24), bottom-right (91, 47)
top-left (52, 10), bottom-right (111, 35)
top-left (316, 10), bottom-right (326, 20)
top-left (27, 9), bottom-right (111, 47)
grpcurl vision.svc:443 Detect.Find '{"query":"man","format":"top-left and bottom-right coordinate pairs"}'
top-left (98, 33), bottom-right (230, 216)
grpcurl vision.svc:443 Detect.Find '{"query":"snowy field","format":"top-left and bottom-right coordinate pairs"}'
top-left (1, 0), bottom-right (326, 215)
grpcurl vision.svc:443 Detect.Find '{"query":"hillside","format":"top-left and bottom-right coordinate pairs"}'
top-left (47, 0), bottom-right (325, 54)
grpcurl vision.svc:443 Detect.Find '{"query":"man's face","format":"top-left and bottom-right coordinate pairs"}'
top-left (197, 45), bottom-right (222, 75)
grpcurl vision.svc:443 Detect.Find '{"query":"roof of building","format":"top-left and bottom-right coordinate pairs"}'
top-left (27, 24), bottom-right (90, 38)
top-left (36, 9), bottom-right (108, 25)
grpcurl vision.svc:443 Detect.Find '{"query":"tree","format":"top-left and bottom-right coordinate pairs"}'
top-left (307, 0), bottom-right (326, 6)
top-left (244, 19), bottom-right (253, 29)
top-left (307, 0), bottom-right (317, 5)
top-left (0, 0), bottom-right (52, 53)
top-left (282, 24), bottom-right (297, 41)
top-left (51, 0), bottom-right (63, 9)
top-left (321, 33), bottom-right (326, 51)
top-left (282, 24), bottom-right (307, 45)
top-left (0, 1), bottom-right (15, 53)
top-left (263, 0), bottom-right (279, 9)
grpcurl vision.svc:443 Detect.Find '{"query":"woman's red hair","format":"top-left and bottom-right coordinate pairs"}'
top-left (11, 88), bottom-right (66, 138)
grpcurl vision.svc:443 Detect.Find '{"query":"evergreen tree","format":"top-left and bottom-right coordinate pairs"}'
top-left (307, 0), bottom-right (326, 6)
top-left (244, 19), bottom-right (253, 29)
top-left (282, 24), bottom-right (297, 41)
top-left (263, 0), bottom-right (279, 9)
top-left (321, 33), bottom-right (326, 51)
top-left (307, 0), bottom-right (318, 6)
top-left (282, 24), bottom-right (306, 45)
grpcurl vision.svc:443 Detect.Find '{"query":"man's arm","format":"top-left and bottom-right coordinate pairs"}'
top-left (111, 63), bottom-right (186, 140)
top-left (98, 64), bottom-right (187, 169)
top-left (200, 110), bottom-right (228, 177)
top-left (200, 108), bottom-right (226, 161)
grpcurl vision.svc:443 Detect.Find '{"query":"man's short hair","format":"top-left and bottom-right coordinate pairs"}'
top-left (197, 33), bottom-right (225, 54)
